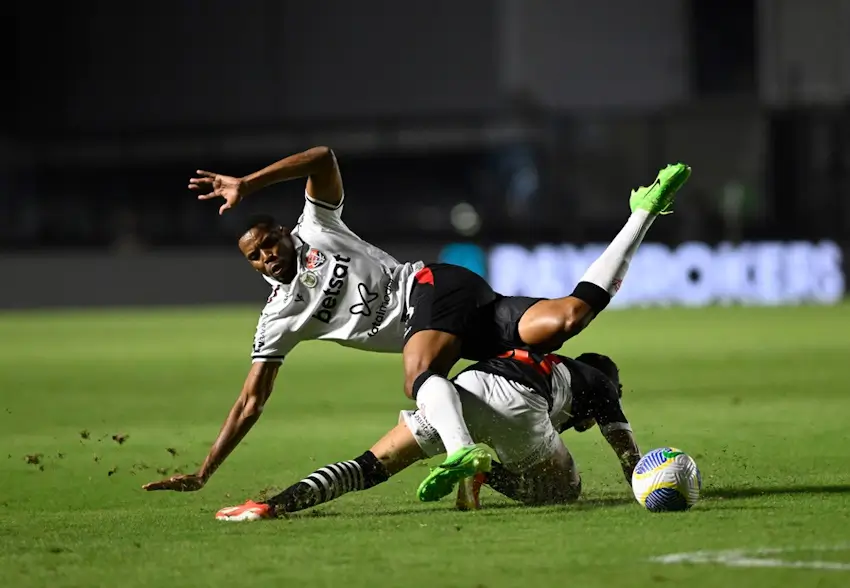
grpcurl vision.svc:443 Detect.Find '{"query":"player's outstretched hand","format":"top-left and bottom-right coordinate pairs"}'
top-left (189, 170), bottom-right (247, 215)
top-left (143, 472), bottom-right (207, 492)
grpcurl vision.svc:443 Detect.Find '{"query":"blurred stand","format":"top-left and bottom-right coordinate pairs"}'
top-left (3, 0), bottom-right (848, 308)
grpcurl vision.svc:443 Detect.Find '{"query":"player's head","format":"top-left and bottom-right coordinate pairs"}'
top-left (573, 352), bottom-right (622, 432)
top-left (575, 352), bottom-right (621, 396)
top-left (237, 214), bottom-right (297, 283)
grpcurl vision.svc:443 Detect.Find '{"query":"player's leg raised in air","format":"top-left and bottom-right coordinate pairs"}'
top-left (407, 163), bottom-right (691, 502)
top-left (515, 163), bottom-right (690, 350)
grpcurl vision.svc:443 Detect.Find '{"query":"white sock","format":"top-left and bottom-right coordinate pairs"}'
top-left (579, 209), bottom-right (655, 296)
top-left (415, 375), bottom-right (474, 455)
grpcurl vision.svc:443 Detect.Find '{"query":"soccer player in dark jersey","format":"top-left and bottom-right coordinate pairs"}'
top-left (216, 350), bottom-right (638, 520)
top-left (143, 146), bottom-right (688, 501)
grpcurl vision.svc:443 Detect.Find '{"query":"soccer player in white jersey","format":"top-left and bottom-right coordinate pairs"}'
top-left (142, 146), bottom-right (689, 499)
top-left (215, 350), bottom-right (638, 520)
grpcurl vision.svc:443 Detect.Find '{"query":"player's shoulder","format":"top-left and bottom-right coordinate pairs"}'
top-left (587, 366), bottom-right (621, 402)
top-left (297, 191), bottom-right (346, 229)
top-left (584, 368), bottom-right (626, 422)
top-left (293, 211), bottom-right (349, 244)
top-left (562, 358), bottom-right (618, 401)
top-left (557, 356), bottom-right (589, 382)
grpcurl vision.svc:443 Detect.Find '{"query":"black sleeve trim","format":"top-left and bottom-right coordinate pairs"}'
top-left (305, 193), bottom-right (344, 210)
top-left (570, 281), bottom-right (611, 314)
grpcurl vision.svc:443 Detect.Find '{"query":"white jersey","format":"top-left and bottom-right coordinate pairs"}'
top-left (547, 363), bottom-right (575, 426)
top-left (251, 192), bottom-right (424, 362)
top-left (402, 360), bottom-right (630, 472)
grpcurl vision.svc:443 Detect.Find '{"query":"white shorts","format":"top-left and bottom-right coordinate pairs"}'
top-left (400, 370), bottom-right (562, 473)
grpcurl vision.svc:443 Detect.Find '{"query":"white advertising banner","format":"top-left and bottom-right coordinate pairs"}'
top-left (486, 241), bottom-right (845, 308)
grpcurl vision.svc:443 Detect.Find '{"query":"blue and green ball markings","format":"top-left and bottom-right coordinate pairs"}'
top-left (632, 447), bottom-right (702, 513)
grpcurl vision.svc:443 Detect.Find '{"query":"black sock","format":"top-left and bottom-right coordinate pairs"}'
top-left (264, 451), bottom-right (390, 513)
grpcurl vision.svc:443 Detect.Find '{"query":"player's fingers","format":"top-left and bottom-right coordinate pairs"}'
top-left (142, 480), bottom-right (170, 491)
top-left (195, 170), bottom-right (216, 178)
top-left (219, 202), bottom-right (231, 215)
top-left (188, 178), bottom-right (212, 187)
top-left (145, 475), bottom-right (198, 491)
top-left (197, 192), bottom-right (217, 200)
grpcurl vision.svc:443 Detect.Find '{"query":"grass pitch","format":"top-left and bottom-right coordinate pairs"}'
top-left (1, 304), bottom-right (849, 587)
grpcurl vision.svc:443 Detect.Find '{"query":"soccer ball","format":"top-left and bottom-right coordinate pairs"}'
top-left (631, 447), bottom-right (701, 512)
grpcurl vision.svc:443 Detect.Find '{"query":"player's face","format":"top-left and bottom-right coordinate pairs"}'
top-left (238, 225), bottom-right (296, 282)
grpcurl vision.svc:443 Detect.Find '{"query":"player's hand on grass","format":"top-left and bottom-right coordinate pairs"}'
top-left (189, 171), bottom-right (247, 215)
top-left (143, 472), bottom-right (207, 492)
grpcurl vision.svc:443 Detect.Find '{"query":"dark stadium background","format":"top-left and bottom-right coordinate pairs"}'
top-left (5, 4), bottom-right (850, 587)
top-left (5, 0), bottom-right (849, 309)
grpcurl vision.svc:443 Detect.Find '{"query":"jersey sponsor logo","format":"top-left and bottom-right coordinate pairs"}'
top-left (365, 278), bottom-right (395, 337)
top-left (305, 248), bottom-right (327, 270)
top-left (349, 283), bottom-right (379, 316)
top-left (312, 254), bottom-right (351, 324)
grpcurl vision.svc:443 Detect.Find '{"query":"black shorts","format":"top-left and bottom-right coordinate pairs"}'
top-left (404, 263), bottom-right (543, 361)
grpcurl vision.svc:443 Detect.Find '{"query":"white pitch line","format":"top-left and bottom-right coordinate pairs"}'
top-left (651, 545), bottom-right (850, 571)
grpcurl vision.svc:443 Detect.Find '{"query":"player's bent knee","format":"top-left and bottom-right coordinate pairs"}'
top-left (519, 298), bottom-right (592, 349)
top-left (556, 298), bottom-right (593, 337)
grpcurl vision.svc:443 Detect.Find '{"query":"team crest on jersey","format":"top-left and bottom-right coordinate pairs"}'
top-left (305, 248), bottom-right (327, 270)
top-left (300, 270), bottom-right (319, 288)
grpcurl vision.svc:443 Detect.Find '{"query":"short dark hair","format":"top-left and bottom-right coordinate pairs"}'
top-left (575, 352), bottom-right (622, 398)
top-left (240, 214), bottom-right (278, 239)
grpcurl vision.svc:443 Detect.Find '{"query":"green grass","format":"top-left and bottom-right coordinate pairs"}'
top-left (1, 304), bottom-right (850, 587)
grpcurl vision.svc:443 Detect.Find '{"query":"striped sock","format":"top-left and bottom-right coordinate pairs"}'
top-left (265, 451), bottom-right (389, 513)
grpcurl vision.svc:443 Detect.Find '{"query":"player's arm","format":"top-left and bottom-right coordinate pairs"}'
top-left (243, 146), bottom-right (342, 206)
top-left (588, 381), bottom-right (640, 486)
top-left (143, 362), bottom-right (281, 492)
top-left (601, 427), bottom-right (641, 485)
top-left (189, 146), bottom-right (342, 214)
top-left (196, 361), bottom-right (281, 481)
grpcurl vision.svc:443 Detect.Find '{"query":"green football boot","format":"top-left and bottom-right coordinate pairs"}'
top-left (417, 445), bottom-right (492, 503)
top-left (629, 163), bottom-right (692, 215)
